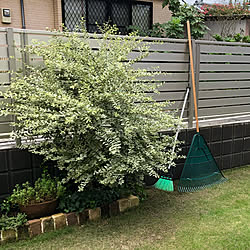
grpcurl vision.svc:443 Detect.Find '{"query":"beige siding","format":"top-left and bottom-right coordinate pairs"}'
top-left (137, 0), bottom-right (172, 24)
top-left (153, 0), bottom-right (171, 24)
top-left (0, 0), bottom-right (22, 29)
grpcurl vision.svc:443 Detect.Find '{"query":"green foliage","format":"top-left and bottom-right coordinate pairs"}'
top-left (162, 0), bottom-right (208, 39)
top-left (0, 213), bottom-right (27, 230)
top-left (242, 35), bottom-right (250, 43)
top-left (0, 25), bottom-right (181, 191)
top-left (145, 18), bottom-right (184, 39)
top-left (164, 17), bottom-right (184, 39)
top-left (150, 23), bottom-right (164, 38)
top-left (127, 25), bottom-right (151, 37)
top-left (5, 173), bottom-right (65, 206)
top-left (59, 176), bottom-right (147, 213)
top-left (213, 33), bottom-right (250, 43)
top-left (162, 17), bottom-right (184, 39)
top-left (58, 187), bottom-right (120, 213)
top-left (176, 4), bottom-right (207, 39)
top-left (162, 0), bottom-right (181, 14)
top-left (213, 34), bottom-right (224, 41)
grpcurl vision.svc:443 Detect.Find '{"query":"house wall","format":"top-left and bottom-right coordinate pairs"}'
top-left (0, 0), bottom-right (171, 31)
top-left (138, 0), bottom-right (172, 24)
top-left (0, 0), bottom-right (62, 30)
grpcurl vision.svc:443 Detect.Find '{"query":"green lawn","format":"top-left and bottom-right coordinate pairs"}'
top-left (2, 166), bottom-right (250, 250)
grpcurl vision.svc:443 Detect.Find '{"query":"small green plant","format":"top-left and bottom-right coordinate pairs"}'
top-left (6, 173), bottom-right (65, 207)
top-left (0, 213), bottom-right (27, 230)
top-left (233, 33), bottom-right (243, 42)
top-left (242, 35), bottom-right (250, 43)
top-left (213, 33), bottom-right (250, 43)
top-left (145, 18), bottom-right (184, 39)
top-left (162, 0), bottom-right (208, 39)
top-left (58, 187), bottom-right (120, 213)
top-left (213, 34), bottom-right (223, 41)
top-left (163, 17), bottom-right (184, 39)
top-left (127, 25), bottom-right (150, 37)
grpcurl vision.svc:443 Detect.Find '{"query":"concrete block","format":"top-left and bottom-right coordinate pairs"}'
top-left (66, 212), bottom-right (78, 226)
top-left (128, 195), bottom-right (139, 208)
top-left (78, 210), bottom-right (88, 225)
top-left (87, 207), bottom-right (101, 221)
top-left (17, 224), bottom-right (29, 240)
top-left (117, 198), bottom-right (130, 213)
top-left (52, 213), bottom-right (66, 230)
top-left (41, 216), bottom-right (54, 233)
top-left (1, 229), bottom-right (16, 243)
top-left (109, 201), bottom-right (120, 217)
top-left (28, 219), bottom-right (42, 237)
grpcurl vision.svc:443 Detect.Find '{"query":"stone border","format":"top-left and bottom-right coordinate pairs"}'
top-left (0, 195), bottom-right (139, 244)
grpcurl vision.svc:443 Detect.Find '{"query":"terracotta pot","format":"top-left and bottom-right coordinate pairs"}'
top-left (19, 199), bottom-right (58, 219)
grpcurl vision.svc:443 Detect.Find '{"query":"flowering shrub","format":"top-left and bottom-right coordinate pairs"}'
top-left (0, 25), bottom-right (181, 191)
top-left (201, 3), bottom-right (250, 16)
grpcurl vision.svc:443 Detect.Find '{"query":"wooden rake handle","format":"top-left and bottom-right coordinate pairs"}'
top-left (187, 20), bottom-right (199, 133)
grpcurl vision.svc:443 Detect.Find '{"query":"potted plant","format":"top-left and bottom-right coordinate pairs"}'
top-left (6, 173), bottom-right (65, 219)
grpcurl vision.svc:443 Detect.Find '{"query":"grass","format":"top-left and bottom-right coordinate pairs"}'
top-left (2, 166), bottom-right (250, 250)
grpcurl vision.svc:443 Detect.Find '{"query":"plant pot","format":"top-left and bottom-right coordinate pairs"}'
top-left (19, 199), bottom-right (58, 219)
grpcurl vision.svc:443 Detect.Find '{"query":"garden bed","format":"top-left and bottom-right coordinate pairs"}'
top-left (1, 166), bottom-right (248, 249)
top-left (0, 195), bottom-right (139, 244)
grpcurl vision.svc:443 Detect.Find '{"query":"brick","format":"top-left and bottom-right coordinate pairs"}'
top-left (128, 195), bottom-right (139, 208)
top-left (109, 201), bottom-right (120, 217)
top-left (78, 210), bottom-right (88, 225)
top-left (117, 198), bottom-right (130, 213)
top-left (41, 216), bottom-right (54, 233)
top-left (66, 212), bottom-right (78, 226)
top-left (17, 224), bottom-right (29, 240)
top-left (28, 219), bottom-right (41, 237)
top-left (1, 229), bottom-right (16, 242)
top-left (52, 213), bottom-right (66, 230)
top-left (87, 207), bottom-right (101, 221)
top-left (101, 204), bottom-right (110, 218)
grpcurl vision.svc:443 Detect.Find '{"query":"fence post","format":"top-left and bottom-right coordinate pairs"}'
top-left (188, 39), bottom-right (200, 128)
top-left (188, 39), bottom-right (195, 128)
top-left (195, 42), bottom-right (200, 117)
top-left (20, 30), bottom-right (29, 75)
top-left (6, 28), bottom-right (16, 81)
top-left (6, 28), bottom-right (22, 146)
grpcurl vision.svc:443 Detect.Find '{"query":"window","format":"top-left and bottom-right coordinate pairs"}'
top-left (62, 0), bottom-right (152, 34)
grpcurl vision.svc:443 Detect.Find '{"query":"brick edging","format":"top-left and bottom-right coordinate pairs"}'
top-left (0, 195), bottom-right (139, 244)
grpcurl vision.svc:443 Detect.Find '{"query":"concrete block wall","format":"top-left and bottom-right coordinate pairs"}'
top-left (1, 122), bottom-right (250, 199)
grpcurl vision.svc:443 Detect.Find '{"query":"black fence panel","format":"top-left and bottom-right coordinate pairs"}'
top-left (1, 122), bottom-right (250, 200)
top-left (62, 0), bottom-right (153, 34)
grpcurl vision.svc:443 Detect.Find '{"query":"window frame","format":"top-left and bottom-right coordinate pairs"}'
top-left (61, 0), bottom-right (153, 33)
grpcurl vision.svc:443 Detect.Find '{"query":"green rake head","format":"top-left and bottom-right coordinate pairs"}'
top-left (154, 177), bottom-right (174, 192)
top-left (178, 133), bottom-right (227, 193)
